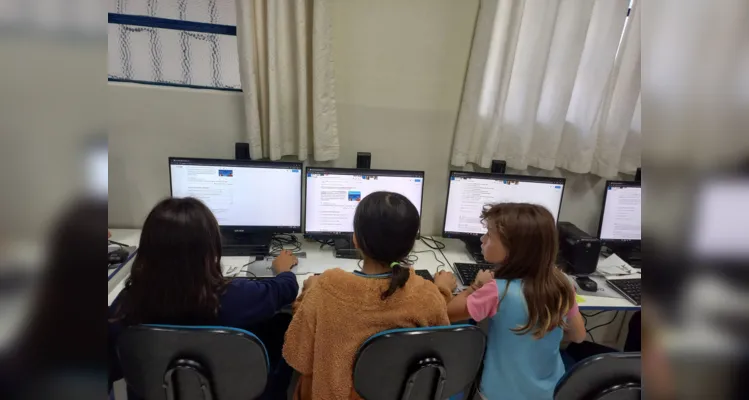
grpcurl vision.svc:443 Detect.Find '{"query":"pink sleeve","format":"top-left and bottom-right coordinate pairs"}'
top-left (466, 280), bottom-right (499, 321)
top-left (566, 295), bottom-right (579, 318)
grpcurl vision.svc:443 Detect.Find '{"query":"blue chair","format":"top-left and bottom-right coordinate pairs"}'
top-left (353, 324), bottom-right (486, 400)
top-left (117, 324), bottom-right (269, 400)
top-left (555, 352), bottom-right (641, 400)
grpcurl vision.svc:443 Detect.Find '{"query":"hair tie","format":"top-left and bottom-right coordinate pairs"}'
top-left (389, 262), bottom-right (400, 268)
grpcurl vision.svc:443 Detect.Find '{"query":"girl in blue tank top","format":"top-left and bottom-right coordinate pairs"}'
top-left (447, 203), bottom-right (586, 399)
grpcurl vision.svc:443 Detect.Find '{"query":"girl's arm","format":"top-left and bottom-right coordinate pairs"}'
top-left (447, 286), bottom-right (476, 322)
top-left (447, 280), bottom-right (499, 323)
top-left (563, 304), bottom-right (586, 343)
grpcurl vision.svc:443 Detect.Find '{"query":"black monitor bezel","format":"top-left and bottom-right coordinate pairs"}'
top-left (168, 157), bottom-right (303, 233)
top-left (303, 166), bottom-right (426, 237)
top-left (441, 171), bottom-right (567, 239)
top-left (597, 180), bottom-right (642, 246)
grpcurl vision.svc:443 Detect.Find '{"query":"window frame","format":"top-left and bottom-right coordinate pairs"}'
top-left (108, 12), bottom-right (241, 92)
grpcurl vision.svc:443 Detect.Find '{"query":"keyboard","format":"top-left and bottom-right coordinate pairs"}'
top-left (606, 278), bottom-right (641, 305)
top-left (454, 262), bottom-right (494, 285)
top-left (414, 269), bottom-right (433, 281)
top-left (230, 276), bottom-right (273, 281)
top-left (223, 245), bottom-right (268, 257)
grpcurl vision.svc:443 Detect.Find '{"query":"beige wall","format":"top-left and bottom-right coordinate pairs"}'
top-left (108, 0), bottom-right (629, 236)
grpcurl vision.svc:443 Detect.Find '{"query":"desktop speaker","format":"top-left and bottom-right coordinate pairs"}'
top-left (356, 152), bottom-right (371, 169)
top-left (491, 160), bottom-right (507, 174)
top-left (558, 222), bottom-right (601, 275)
top-left (235, 143), bottom-right (250, 160)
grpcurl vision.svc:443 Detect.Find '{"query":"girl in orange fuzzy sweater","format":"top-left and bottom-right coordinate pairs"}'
top-left (283, 191), bottom-right (457, 399)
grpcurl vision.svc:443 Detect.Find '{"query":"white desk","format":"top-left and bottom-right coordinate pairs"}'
top-left (107, 230), bottom-right (640, 311)
top-left (108, 229), bottom-right (141, 305)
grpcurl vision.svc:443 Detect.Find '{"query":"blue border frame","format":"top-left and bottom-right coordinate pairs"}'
top-left (108, 77), bottom-right (242, 92)
top-left (108, 13), bottom-right (236, 36)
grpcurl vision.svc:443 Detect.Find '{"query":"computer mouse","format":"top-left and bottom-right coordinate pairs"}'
top-left (108, 248), bottom-right (130, 265)
top-left (575, 276), bottom-right (598, 292)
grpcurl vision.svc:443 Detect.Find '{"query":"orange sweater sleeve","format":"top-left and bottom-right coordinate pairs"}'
top-left (423, 287), bottom-right (451, 326)
top-left (283, 287), bottom-right (319, 375)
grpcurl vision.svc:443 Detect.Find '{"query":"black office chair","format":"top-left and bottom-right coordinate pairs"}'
top-left (555, 352), bottom-right (641, 400)
top-left (117, 324), bottom-right (269, 400)
top-left (352, 324), bottom-right (486, 400)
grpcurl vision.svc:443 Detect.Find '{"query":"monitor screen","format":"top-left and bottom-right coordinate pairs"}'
top-left (305, 168), bottom-right (425, 235)
top-left (443, 172), bottom-right (566, 237)
top-left (169, 158), bottom-right (302, 231)
top-left (690, 177), bottom-right (749, 260)
top-left (598, 181), bottom-right (641, 241)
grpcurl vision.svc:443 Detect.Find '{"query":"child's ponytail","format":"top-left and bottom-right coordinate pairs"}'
top-left (382, 261), bottom-right (410, 300)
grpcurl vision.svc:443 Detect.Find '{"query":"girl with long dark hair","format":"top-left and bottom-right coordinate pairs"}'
top-left (108, 197), bottom-right (299, 396)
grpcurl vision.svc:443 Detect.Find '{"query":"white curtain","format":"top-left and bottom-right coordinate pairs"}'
top-left (452, 0), bottom-right (641, 177)
top-left (235, 0), bottom-right (339, 161)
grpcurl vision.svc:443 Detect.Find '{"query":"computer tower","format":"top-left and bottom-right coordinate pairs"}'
top-left (558, 222), bottom-right (601, 275)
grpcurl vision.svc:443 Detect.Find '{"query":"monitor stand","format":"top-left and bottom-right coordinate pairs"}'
top-left (461, 237), bottom-right (487, 263)
top-left (334, 235), bottom-right (361, 259)
top-left (222, 232), bottom-right (272, 257)
top-left (603, 243), bottom-right (641, 269)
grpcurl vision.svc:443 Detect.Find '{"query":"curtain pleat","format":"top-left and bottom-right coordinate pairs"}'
top-left (236, 0), bottom-right (339, 161)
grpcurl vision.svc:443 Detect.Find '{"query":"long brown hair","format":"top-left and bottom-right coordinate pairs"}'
top-left (481, 203), bottom-right (575, 339)
top-left (112, 197), bottom-right (228, 325)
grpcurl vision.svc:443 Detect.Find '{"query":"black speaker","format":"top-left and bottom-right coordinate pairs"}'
top-left (235, 143), bottom-right (250, 160)
top-left (558, 222), bottom-right (601, 275)
top-left (491, 160), bottom-right (506, 174)
top-left (356, 152), bottom-right (371, 169)
top-left (635, 167), bottom-right (641, 182)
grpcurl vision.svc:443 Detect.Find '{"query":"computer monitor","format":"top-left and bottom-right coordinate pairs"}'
top-left (304, 167), bottom-right (425, 236)
top-left (169, 157), bottom-right (303, 233)
top-left (690, 176), bottom-right (749, 263)
top-left (442, 172), bottom-right (566, 239)
top-left (597, 180), bottom-right (642, 244)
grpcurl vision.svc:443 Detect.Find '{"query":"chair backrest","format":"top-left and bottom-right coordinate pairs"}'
top-left (117, 324), bottom-right (269, 400)
top-left (555, 352), bottom-right (641, 400)
top-left (353, 324), bottom-right (486, 400)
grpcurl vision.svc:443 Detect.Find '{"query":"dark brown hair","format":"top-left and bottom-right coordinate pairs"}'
top-left (353, 191), bottom-right (420, 299)
top-left (112, 197), bottom-right (228, 325)
top-left (481, 203), bottom-right (575, 339)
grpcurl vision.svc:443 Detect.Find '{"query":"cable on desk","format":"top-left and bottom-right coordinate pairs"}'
top-left (108, 239), bottom-right (128, 248)
top-left (234, 258), bottom-right (260, 278)
top-left (411, 249), bottom-right (446, 271)
top-left (419, 236), bottom-right (446, 250)
top-left (420, 236), bottom-right (454, 275)
top-left (314, 238), bottom-right (335, 249)
top-left (586, 311), bottom-right (619, 344)
top-left (582, 310), bottom-right (607, 318)
top-left (269, 234), bottom-right (302, 256)
top-left (404, 253), bottom-right (419, 265)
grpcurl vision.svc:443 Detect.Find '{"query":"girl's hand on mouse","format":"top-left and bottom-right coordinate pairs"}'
top-left (434, 271), bottom-right (457, 292)
top-left (272, 250), bottom-right (298, 274)
top-left (473, 270), bottom-right (494, 288)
